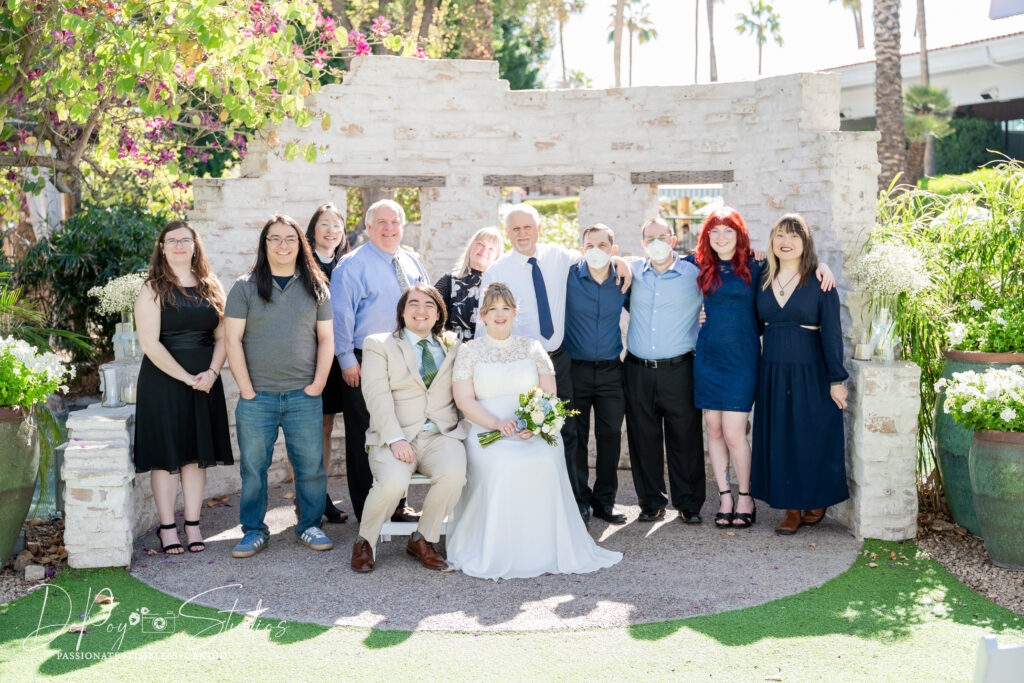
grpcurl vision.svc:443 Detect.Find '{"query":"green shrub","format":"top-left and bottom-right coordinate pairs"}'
top-left (918, 168), bottom-right (1001, 195)
top-left (15, 205), bottom-right (165, 360)
top-left (524, 197), bottom-right (579, 217)
top-left (935, 118), bottom-right (1005, 175)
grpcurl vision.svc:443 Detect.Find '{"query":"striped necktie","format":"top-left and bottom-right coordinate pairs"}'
top-left (393, 255), bottom-right (410, 292)
top-left (418, 339), bottom-right (437, 387)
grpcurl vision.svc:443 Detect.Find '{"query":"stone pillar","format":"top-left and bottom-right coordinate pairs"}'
top-left (62, 405), bottom-right (136, 568)
top-left (833, 360), bottom-right (921, 540)
top-left (578, 174), bottom-right (659, 257)
top-left (417, 179), bottom-right (500, 278)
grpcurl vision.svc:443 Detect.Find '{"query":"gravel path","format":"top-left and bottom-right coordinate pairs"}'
top-left (128, 472), bottom-right (859, 632)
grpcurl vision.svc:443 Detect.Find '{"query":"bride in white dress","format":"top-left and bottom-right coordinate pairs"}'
top-left (445, 283), bottom-right (622, 580)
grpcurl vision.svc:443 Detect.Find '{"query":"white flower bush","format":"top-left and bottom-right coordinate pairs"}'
top-left (88, 272), bottom-right (148, 316)
top-left (0, 336), bottom-right (75, 408)
top-left (852, 242), bottom-right (931, 299)
top-left (937, 365), bottom-right (1024, 433)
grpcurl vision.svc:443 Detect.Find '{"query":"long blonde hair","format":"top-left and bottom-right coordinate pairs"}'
top-left (453, 227), bottom-right (504, 278)
top-left (761, 213), bottom-right (819, 291)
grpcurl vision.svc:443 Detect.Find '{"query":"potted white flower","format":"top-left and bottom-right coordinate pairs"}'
top-left (937, 365), bottom-right (1024, 569)
top-left (851, 241), bottom-right (930, 363)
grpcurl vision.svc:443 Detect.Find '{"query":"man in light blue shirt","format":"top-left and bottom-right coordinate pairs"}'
top-left (330, 199), bottom-right (428, 521)
top-left (624, 218), bottom-right (706, 525)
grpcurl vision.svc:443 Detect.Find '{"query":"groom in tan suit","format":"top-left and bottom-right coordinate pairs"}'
top-left (350, 284), bottom-right (468, 572)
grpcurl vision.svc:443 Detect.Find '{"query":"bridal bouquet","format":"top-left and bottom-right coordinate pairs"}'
top-left (478, 386), bottom-right (578, 447)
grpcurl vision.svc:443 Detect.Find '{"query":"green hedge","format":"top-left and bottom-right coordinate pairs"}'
top-left (918, 168), bottom-right (1000, 195)
top-left (935, 118), bottom-right (1005, 176)
top-left (524, 197), bottom-right (578, 217)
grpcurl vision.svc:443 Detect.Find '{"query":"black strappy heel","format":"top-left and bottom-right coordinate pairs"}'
top-left (183, 519), bottom-right (205, 553)
top-left (715, 490), bottom-right (734, 528)
top-left (732, 492), bottom-right (757, 529)
top-left (157, 523), bottom-right (183, 554)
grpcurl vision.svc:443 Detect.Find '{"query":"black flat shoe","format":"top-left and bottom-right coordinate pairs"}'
top-left (324, 494), bottom-right (348, 524)
top-left (680, 510), bottom-right (703, 525)
top-left (732, 491), bottom-right (757, 529)
top-left (714, 489), bottom-right (734, 528)
top-left (593, 507), bottom-right (627, 524)
top-left (637, 507), bottom-right (666, 522)
top-left (578, 503), bottom-right (592, 525)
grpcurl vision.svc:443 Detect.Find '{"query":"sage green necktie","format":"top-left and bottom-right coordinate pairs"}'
top-left (418, 339), bottom-right (437, 388)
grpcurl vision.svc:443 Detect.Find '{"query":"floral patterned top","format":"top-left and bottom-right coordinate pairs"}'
top-left (435, 270), bottom-right (483, 342)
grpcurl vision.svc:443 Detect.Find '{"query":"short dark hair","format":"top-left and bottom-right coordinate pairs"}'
top-left (395, 284), bottom-right (447, 337)
top-left (581, 223), bottom-right (615, 246)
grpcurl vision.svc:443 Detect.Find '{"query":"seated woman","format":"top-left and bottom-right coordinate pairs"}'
top-left (134, 221), bottom-right (233, 554)
top-left (434, 227), bottom-right (503, 342)
top-left (445, 283), bottom-right (622, 580)
top-left (751, 213), bottom-right (849, 536)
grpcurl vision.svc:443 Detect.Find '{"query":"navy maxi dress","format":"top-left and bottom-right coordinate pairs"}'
top-left (690, 256), bottom-right (761, 412)
top-left (750, 281), bottom-right (849, 510)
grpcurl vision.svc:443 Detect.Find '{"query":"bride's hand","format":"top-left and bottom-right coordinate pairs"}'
top-left (517, 429), bottom-right (534, 440)
top-left (495, 418), bottom-right (517, 437)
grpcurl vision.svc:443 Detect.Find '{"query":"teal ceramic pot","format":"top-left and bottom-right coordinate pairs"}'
top-left (934, 350), bottom-right (1024, 536)
top-left (969, 430), bottom-right (1024, 570)
top-left (0, 407), bottom-right (40, 562)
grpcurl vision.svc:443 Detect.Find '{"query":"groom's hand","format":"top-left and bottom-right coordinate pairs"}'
top-left (390, 439), bottom-right (415, 464)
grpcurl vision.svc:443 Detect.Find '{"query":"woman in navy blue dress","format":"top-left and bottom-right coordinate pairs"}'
top-left (751, 213), bottom-right (849, 536)
top-left (691, 208), bottom-right (835, 529)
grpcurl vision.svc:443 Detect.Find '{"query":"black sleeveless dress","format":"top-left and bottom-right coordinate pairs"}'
top-left (316, 253), bottom-right (345, 415)
top-left (133, 287), bottom-right (233, 474)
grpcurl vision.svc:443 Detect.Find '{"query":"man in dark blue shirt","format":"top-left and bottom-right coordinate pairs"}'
top-left (564, 224), bottom-right (629, 524)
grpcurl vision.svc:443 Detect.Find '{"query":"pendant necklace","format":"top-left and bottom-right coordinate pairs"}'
top-left (776, 272), bottom-right (800, 297)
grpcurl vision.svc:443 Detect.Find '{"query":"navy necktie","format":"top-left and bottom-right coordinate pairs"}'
top-left (528, 256), bottom-right (554, 339)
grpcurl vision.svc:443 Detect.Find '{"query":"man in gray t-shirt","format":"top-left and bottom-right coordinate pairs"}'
top-left (224, 215), bottom-right (336, 559)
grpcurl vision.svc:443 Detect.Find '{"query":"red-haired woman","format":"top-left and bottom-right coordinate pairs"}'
top-left (134, 221), bottom-right (233, 554)
top-left (689, 208), bottom-right (833, 530)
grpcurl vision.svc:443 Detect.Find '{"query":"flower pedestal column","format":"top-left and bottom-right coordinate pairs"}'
top-left (833, 360), bottom-right (921, 540)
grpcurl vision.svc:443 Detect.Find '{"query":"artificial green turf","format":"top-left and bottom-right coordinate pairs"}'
top-left (1, 539), bottom-right (1022, 680)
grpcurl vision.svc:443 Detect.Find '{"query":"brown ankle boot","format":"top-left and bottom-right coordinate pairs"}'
top-left (801, 508), bottom-right (826, 526)
top-left (775, 509), bottom-right (802, 535)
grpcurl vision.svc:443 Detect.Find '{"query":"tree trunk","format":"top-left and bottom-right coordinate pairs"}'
top-left (906, 141), bottom-right (924, 185)
top-left (917, 0), bottom-right (937, 177)
top-left (613, 0), bottom-right (625, 87)
top-left (854, 6), bottom-right (864, 49)
top-left (707, 0), bottom-right (718, 82)
top-left (628, 27), bottom-right (634, 86)
top-left (757, 28), bottom-right (763, 75)
top-left (559, 15), bottom-right (568, 85)
top-left (694, 0), bottom-right (699, 84)
top-left (418, 0), bottom-right (438, 41)
top-left (874, 0), bottom-right (906, 192)
top-left (461, 0), bottom-right (494, 60)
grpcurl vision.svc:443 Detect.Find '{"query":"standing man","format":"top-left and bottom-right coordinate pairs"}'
top-left (625, 217), bottom-right (705, 524)
top-left (350, 284), bottom-right (467, 572)
top-left (225, 215), bottom-right (335, 558)
top-left (331, 199), bottom-right (428, 522)
top-left (564, 224), bottom-right (628, 524)
top-left (479, 204), bottom-right (631, 523)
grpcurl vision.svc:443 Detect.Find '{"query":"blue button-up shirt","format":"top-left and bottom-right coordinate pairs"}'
top-left (331, 242), bottom-right (428, 369)
top-left (564, 261), bottom-right (628, 362)
top-left (626, 255), bottom-right (702, 360)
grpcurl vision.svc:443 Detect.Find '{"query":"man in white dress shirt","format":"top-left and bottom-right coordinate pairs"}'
top-left (478, 204), bottom-right (631, 523)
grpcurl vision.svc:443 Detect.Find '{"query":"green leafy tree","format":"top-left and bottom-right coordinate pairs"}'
top-left (935, 119), bottom-right (1006, 176)
top-left (904, 84), bottom-right (953, 183)
top-left (735, 0), bottom-right (782, 76)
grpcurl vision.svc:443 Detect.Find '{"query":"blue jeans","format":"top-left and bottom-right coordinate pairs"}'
top-left (236, 390), bottom-right (326, 537)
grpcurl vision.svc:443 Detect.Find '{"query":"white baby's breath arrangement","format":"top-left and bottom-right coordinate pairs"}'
top-left (852, 242), bottom-right (931, 299)
top-left (88, 272), bottom-right (148, 316)
top-left (936, 365), bottom-right (1024, 433)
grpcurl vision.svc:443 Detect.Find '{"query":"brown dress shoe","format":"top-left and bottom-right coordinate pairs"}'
top-left (801, 508), bottom-right (826, 526)
top-left (350, 539), bottom-right (374, 572)
top-left (775, 509), bottom-right (802, 536)
top-left (406, 536), bottom-right (447, 570)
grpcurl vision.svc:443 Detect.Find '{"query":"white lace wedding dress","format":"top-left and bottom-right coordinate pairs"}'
top-left (445, 334), bottom-right (622, 580)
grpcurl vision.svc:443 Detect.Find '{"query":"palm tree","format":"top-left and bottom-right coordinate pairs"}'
top-left (557, 1), bottom-right (587, 87)
top-left (904, 84), bottom-right (952, 183)
top-left (707, 0), bottom-right (723, 82)
top-left (915, 0), bottom-right (939, 175)
top-left (735, 1), bottom-right (783, 76)
top-left (607, 1), bottom-right (658, 87)
top-left (874, 0), bottom-right (905, 192)
top-left (694, 0), bottom-right (699, 84)
top-left (828, 0), bottom-right (864, 49)
top-left (612, 0), bottom-right (626, 87)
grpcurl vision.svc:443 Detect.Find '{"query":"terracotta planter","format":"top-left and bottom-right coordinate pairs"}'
top-left (934, 349), bottom-right (1024, 536)
top-left (0, 406), bottom-right (40, 562)
top-left (970, 430), bottom-right (1024, 570)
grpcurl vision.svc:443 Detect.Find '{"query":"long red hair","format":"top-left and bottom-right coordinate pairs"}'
top-left (695, 207), bottom-right (753, 295)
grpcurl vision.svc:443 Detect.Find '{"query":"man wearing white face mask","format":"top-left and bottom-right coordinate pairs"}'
top-left (625, 217), bottom-right (705, 525)
top-left (564, 224), bottom-right (629, 524)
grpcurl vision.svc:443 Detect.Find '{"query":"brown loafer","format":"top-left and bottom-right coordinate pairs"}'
top-left (350, 539), bottom-right (374, 572)
top-left (775, 509), bottom-right (802, 536)
top-left (406, 536), bottom-right (447, 570)
top-left (801, 508), bottom-right (826, 526)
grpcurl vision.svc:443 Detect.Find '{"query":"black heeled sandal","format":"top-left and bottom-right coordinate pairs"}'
top-left (157, 523), bottom-right (183, 554)
top-left (714, 490), bottom-right (734, 528)
top-left (732, 492), bottom-right (757, 529)
top-left (183, 519), bottom-right (205, 553)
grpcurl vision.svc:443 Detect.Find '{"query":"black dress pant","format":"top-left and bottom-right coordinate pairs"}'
top-left (623, 353), bottom-right (705, 513)
top-left (572, 358), bottom-right (625, 511)
top-left (549, 346), bottom-right (581, 503)
top-left (341, 350), bottom-right (372, 521)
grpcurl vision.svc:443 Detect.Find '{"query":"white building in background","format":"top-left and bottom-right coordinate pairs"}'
top-left (826, 30), bottom-right (1024, 159)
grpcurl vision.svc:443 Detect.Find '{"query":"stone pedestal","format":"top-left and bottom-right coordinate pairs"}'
top-left (833, 360), bottom-right (921, 540)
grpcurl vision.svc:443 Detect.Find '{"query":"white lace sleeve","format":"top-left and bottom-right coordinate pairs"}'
top-left (528, 338), bottom-right (555, 376)
top-left (452, 340), bottom-right (476, 381)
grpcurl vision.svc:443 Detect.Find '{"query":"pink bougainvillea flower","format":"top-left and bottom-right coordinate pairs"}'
top-left (414, 47), bottom-right (427, 59)
top-left (371, 15), bottom-right (391, 35)
top-left (354, 41), bottom-right (371, 56)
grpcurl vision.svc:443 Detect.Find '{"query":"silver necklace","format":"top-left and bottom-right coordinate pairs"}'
top-left (776, 272), bottom-right (800, 297)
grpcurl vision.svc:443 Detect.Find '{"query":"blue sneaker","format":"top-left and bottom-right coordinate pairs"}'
top-left (297, 526), bottom-right (333, 551)
top-left (231, 531), bottom-right (268, 558)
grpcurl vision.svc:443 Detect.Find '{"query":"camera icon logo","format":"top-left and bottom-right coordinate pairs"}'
top-left (141, 613), bottom-right (177, 633)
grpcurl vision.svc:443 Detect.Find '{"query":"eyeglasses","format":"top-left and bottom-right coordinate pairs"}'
top-left (266, 237), bottom-right (299, 246)
top-left (164, 238), bottom-right (194, 247)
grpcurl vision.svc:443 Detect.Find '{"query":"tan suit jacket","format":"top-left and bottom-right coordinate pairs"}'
top-left (360, 330), bottom-right (469, 449)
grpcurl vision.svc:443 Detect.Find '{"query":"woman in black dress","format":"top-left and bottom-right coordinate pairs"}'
top-left (134, 221), bottom-right (233, 554)
top-left (434, 227), bottom-right (503, 341)
top-left (751, 213), bottom-right (849, 536)
top-left (305, 202), bottom-right (351, 524)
